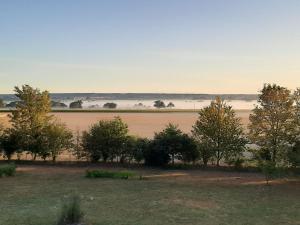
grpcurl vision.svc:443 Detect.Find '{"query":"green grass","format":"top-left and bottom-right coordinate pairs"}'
top-left (0, 165), bottom-right (299, 225)
top-left (86, 169), bottom-right (135, 179)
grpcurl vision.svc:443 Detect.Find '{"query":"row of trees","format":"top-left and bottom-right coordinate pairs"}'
top-left (0, 84), bottom-right (299, 168)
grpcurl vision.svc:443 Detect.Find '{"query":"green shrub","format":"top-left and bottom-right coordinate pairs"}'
top-left (0, 164), bottom-right (16, 177)
top-left (86, 170), bottom-right (134, 179)
top-left (57, 195), bottom-right (84, 225)
top-left (259, 161), bottom-right (279, 185)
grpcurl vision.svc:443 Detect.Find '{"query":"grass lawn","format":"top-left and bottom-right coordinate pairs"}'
top-left (0, 164), bottom-right (299, 225)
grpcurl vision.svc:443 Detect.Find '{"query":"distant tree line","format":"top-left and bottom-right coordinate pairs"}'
top-left (0, 84), bottom-right (299, 170)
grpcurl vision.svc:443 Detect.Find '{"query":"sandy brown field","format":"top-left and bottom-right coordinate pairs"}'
top-left (0, 110), bottom-right (250, 138)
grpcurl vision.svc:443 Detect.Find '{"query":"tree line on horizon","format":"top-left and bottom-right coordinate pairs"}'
top-left (0, 84), bottom-right (299, 169)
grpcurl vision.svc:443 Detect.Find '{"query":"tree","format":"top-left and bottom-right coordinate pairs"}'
top-left (154, 100), bottom-right (166, 108)
top-left (43, 122), bottom-right (73, 161)
top-left (144, 124), bottom-right (198, 166)
top-left (69, 100), bottom-right (83, 109)
top-left (9, 85), bottom-right (53, 159)
top-left (248, 84), bottom-right (296, 165)
top-left (288, 141), bottom-right (300, 167)
top-left (132, 137), bottom-right (149, 164)
top-left (0, 99), bottom-right (5, 108)
top-left (103, 102), bottom-right (117, 109)
top-left (192, 97), bottom-right (247, 166)
top-left (293, 88), bottom-right (300, 135)
top-left (167, 102), bottom-right (175, 108)
top-left (51, 101), bottom-right (68, 108)
top-left (71, 129), bottom-right (86, 161)
top-left (81, 117), bottom-right (129, 162)
top-left (0, 129), bottom-right (20, 160)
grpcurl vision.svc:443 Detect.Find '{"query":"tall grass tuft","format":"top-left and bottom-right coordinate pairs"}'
top-left (57, 195), bottom-right (84, 225)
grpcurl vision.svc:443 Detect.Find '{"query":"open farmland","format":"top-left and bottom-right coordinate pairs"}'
top-left (0, 110), bottom-right (251, 138)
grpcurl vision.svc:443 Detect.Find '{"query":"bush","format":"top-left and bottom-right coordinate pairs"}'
top-left (57, 195), bottom-right (84, 225)
top-left (86, 170), bottom-right (134, 179)
top-left (144, 124), bottom-right (198, 167)
top-left (0, 164), bottom-right (16, 177)
top-left (81, 117), bottom-right (129, 162)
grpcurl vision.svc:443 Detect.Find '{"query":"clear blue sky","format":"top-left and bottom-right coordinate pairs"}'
top-left (0, 0), bottom-right (299, 94)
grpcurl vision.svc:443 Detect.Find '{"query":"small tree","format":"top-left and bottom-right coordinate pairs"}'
top-left (192, 97), bottom-right (247, 166)
top-left (0, 129), bottom-right (20, 160)
top-left (81, 117), bottom-right (129, 162)
top-left (154, 100), bottom-right (166, 108)
top-left (103, 102), bottom-right (117, 109)
top-left (288, 141), bottom-right (300, 167)
top-left (249, 84), bottom-right (296, 165)
top-left (9, 85), bottom-right (52, 159)
top-left (0, 99), bottom-right (5, 108)
top-left (132, 137), bottom-right (149, 164)
top-left (43, 122), bottom-right (73, 162)
top-left (144, 124), bottom-right (198, 166)
top-left (167, 102), bottom-right (175, 108)
top-left (69, 100), bottom-right (83, 109)
top-left (71, 129), bottom-right (86, 161)
top-left (259, 161), bottom-right (278, 185)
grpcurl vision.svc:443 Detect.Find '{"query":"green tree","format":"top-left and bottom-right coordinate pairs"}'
top-left (81, 117), bottom-right (129, 162)
top-left (71, 129), bottom-right (86, 161)
top-left (0, 129), bottom-right (21, 160)
top-left (167, 102), bottom-right (175, 108)
top-left (43, 122), bottom-right (73, 161)
top-left (192, 97), bottom-right (247, 166)
top-left (9, 85), bottom-right (52, 159)
top-left (144, 124), bottom-right (198, 166)
top-left (288, 141), bottom-right (300, 167)
top-left (248, 84), bottom-right (296, 164)
top-left (154, 100), bottom-right (166, 108)
top-left (0, 99), bottom-right (5, 108)
top-left (103, 102), bottom-right (117, 109)
top-left (69, 100), bottom-right (83, 109)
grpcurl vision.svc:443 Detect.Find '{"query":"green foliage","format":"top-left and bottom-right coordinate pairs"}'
top-left (288, 141), bottom-right (300, 167)
top-left (9, 85), bottom-right (53, 160)
top-left (259, 161), bottom-right (279, 185)
top-left (0, 129), bottom-right (21, 160)
top-left (154, 100), bottom-right (166, 108)
top-left (69, 100), bottom-right (83, 109)
top-left (132, 137), bottom-right (149, 163)
top-left (86, 170), bottom-right (134, 179)
top-left (144, 124), bottom-right (198, 166)
top-left (42, 121), bottom-right (73, 161)
top-left (57, 195), bottom-right (84, 225)
top-left (249, 84), bottom-right (296, 165)
top-left (167, 102), bottom-right (175, 108)
top-left (192, 97), bottom-right (247, 166)
top-left (71, 130), bottom-right (86, 161)
top-left (81, 117), bottom-right (129, 162)
top-left (103, 102), bottom-right (117, 109)
top-left (0, 163), bottom-right (16, 177)
top-left (51, 101), bottom-right (67, 108)
top-left (0, 99), bottom-right (5, 108)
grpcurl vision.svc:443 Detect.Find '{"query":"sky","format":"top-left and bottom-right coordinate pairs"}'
top-left (0, 0), bottom-right (300, 94)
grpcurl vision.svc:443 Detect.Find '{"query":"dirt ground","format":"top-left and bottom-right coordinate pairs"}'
top-left (0, 110), bottom-right (250, 138)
